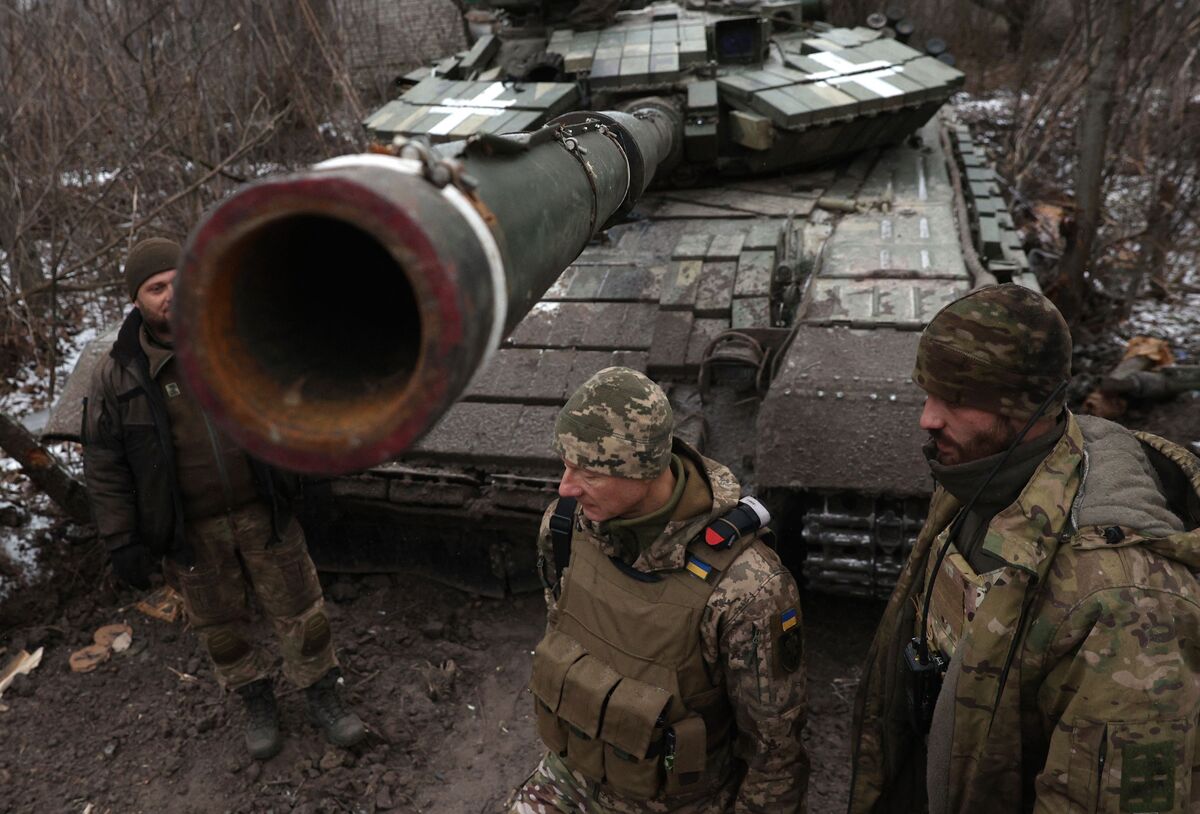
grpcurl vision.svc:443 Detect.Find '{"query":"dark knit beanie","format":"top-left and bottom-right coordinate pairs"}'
top-left (124, 238), bottom-right (180, 300)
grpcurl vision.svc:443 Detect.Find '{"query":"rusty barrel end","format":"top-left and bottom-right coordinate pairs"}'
top-left (174, 164), bottom-right (492, 474)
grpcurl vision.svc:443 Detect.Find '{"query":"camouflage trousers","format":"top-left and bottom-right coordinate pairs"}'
top-left (167, 502), bottom-right (337, 690)
top-left (507, 752), bottom-right (738, 814)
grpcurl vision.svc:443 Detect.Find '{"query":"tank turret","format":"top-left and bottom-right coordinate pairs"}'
top-left (372, 0), bottom-right (962, 183)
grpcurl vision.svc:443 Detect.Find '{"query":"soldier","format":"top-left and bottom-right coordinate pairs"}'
top-left (848, 284), bottom-right (1200, 812)
top-left (508, 367), bottom-right (808, 814)
top-left (82, 238), bottom-right (365, 760)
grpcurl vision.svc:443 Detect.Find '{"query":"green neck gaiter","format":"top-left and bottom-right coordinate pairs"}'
top-left (605, 455), bottom-right (686, 562)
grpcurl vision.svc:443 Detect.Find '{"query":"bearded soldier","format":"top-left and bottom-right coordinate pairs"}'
top-left (849, 284), bottom-right (1200, 813)
top-left (509, 366), bottom-right (809, 813)
top-left (83, 238), bottom-right (365, 760)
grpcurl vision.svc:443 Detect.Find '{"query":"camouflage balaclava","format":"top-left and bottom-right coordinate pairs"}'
top-left (913, 284), bottom-right (1072, 421)
top-left (553, 367), bottom-right (674, 480)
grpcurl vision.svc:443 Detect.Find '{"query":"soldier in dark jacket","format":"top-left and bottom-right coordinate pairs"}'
top-left (82, 238), bottom-right (365, 760)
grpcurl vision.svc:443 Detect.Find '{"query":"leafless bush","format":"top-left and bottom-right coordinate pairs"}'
top-left (830, 0), bottom-right (1072, 68)
top-left (881, 0), bottom-right (1199, 326)
top-left (971, 0), bottom-right (1200, 323)
top-left (0, 0), bottom-right (374, 392)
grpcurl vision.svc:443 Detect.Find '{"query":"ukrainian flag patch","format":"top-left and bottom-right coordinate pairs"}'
top-left (686, 557), bottom-right (713, 581)
top-left (781, 608), bottom-right (798, 631)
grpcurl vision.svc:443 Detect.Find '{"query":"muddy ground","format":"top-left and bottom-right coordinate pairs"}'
top-left (0, 531), bottom-right (879, 814)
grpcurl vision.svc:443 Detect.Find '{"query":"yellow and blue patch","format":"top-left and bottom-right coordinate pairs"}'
top-left (779, 608), bottom-right (802, 673)
top-left (686, 557), bottom-right (713, 581)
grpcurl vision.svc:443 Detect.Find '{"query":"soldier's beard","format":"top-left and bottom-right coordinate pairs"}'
top-left (928, 414), bottom-right (1020, 466)
top-left (144, 313), bottom-right (172, 342)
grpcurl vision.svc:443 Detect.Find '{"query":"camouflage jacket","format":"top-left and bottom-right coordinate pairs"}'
top-left (849, 412), bottom-right (1200, 813)
top-left (537, 440), bottom-right (809, 813)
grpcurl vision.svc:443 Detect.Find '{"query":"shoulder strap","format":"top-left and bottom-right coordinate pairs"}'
top-left (549, 497), bottom-right (577, 598)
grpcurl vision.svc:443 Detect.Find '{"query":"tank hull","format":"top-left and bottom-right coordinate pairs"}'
top-left (44, 5), bottom-right (1041, 597)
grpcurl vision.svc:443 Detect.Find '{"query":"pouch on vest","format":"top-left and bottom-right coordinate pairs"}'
top-left (530, 630), bottom-right (586, 756)
top-left (664, 715), bottom-right (707, 795)
top-left (559, 655), bottom-right (622, 782)
top-left (535, 697), bottom-right (568, 756)
top-left (605, 741), bottom-right (661, 799)
top-left (600, 677), bottom-right (672, 799)
top-left (926, 543), bottom-right (993, 662)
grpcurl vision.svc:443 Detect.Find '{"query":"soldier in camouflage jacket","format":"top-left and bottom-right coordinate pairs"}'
top-left (849, 285), bottom-right (1200, 813)
top-left (508, 367), bottom-right (809, 814)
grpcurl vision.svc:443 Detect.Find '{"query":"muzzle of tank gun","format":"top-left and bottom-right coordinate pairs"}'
top-left (173, 108), bottom-right (679, 475)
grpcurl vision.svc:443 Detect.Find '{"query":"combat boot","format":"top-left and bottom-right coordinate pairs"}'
top-left (305, 668), bottom-right (366, 747)
top-left (237, 678), bottom-right (282, 760)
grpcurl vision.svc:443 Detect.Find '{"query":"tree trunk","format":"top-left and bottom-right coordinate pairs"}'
top-left (0, 410), bottom-right (92, 525)
top-left (1006, 12), bottom-right (1027, 53)
top-left (1132, 171), bottom-right (1178, 311)
top-left (1055, 0), bottom-right (1134, 323)
top-left (968, 0), bottom-right (1038, 54)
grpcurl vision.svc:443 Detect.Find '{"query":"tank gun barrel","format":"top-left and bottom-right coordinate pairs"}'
top-left (174, 108), bottom-right (680, 475)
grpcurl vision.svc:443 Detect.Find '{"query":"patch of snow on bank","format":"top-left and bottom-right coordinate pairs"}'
top-left (1124, 291), bottom-right (1200, 362)
top-left (59, 168), bottom-right (119, 188)
top-left (0, 491), bottom-right (51, 599)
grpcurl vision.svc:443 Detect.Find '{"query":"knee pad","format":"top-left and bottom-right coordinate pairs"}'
top-left (207, 629), bottom-right (251, 666)
top-left (301, 612), bottom-right (332, 657)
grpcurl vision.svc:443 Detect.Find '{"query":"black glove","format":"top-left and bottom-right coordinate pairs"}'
top-left (110, 542), bottom-right (152, 589)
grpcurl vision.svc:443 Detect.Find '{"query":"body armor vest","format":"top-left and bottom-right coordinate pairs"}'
top-left (922, 525), bottom-right (1005, 661)
top-left (530, 515), bottom-right (752, 801)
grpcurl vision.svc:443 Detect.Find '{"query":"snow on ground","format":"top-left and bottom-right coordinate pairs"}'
top-left (1, 294), bottom-right (117, 421)
top-left (1123, 259), bottom-right (1200, 362)
top-left (953, 89), bottom-right (1200, 367)
top-left (952, 90), bottom-right (1019, 128)
top-left (0, 491), bottom-right (53, 599)
top-left (58, 168), bottom-right (120, 188)
top-left (1, 288), bottom-right (114, 595)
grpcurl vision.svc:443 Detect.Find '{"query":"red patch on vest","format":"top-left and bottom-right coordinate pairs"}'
top-left (705, 527), bottom-right (725, 547)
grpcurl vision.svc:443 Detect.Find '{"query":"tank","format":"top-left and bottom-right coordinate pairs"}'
top-left (45, 1), bottom-right (1037, 599)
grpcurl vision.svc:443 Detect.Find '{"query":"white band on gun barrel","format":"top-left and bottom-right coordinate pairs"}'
top-left (738, 495), bottom-right (772, 528)
top-left (314, 153), bottom-right (509, 369)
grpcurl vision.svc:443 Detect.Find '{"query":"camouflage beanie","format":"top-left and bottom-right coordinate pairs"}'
top-left (124, 237), bottom-right (180, 301)
top-left (553, 367), bottom-right (674, 480)
top-left (913, 284), bottom-right (1072, 421)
